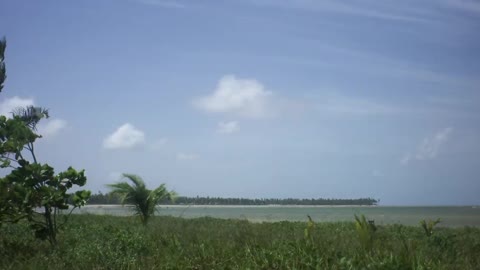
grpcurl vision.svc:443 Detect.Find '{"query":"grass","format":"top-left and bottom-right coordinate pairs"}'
top-left (1, 215), bottom-right (480, 269)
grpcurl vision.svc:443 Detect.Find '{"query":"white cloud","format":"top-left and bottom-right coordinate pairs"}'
top-left (194, 75), bottom-right (273, 118)
top-left (37, 119), bottom-right (67, 138)
top-left (176, 152), bottom-right (198, 160)
top-left (217, 121), bottom-right (239, 134)
top-left (103, 123), bottom-right (146, 150)
top-left (402, 127), bottom-right (453, 164)
top-left (0, 96), bottom-right (35, 116)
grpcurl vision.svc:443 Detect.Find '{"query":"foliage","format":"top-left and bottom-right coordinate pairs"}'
top-left (88, 192), bottom-right (379, 206)
top-left (1, 215), bottom-right (480, 269)
top-left (107, 173), bottom-right (175, 225)
top-left (0, 36), bottom-right (90, 245)
top-left (0, 37), bottom-right (5, 92)
top-left (304, 214), bottom-right (315, 239)
top-left (354, 214), bottom-right (377, 251)
top-left (420, 218), bottom-right (441, 237)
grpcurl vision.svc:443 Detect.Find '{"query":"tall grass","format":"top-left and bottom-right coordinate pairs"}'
top-left (1, 215), bottom-right (479, 269)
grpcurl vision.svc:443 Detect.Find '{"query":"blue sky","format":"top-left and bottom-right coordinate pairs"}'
top-left (1, 0), bottom-right (479, 205)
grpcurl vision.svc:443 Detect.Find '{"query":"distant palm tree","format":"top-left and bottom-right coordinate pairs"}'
top-left (12, 105), bottom-right (49, 130)
top-left (107, 174), bottom-right (175, 225)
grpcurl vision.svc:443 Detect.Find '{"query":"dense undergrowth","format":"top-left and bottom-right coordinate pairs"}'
top-left (1, 215), bottom-right (479, 269)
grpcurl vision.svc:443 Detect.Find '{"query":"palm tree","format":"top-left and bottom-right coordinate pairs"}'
top-left (12, 106), bottom-right (49, 130)
top-left (107, 173), bottom-right (175, 225)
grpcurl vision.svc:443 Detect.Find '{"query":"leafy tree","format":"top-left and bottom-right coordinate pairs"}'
top-left (108, 173), bottom-right (175, 225)
top-left (0, 37), bottom-right (90, 245)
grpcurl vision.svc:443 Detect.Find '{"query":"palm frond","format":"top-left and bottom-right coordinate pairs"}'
top-left (106, 182), bottom-right (136, 205)
top-left (107, 173), bottom-right (174, 225)
top-left (12, 106), bottom-right (49, 130)
top-left (121, 173), bottom-right (146, 189)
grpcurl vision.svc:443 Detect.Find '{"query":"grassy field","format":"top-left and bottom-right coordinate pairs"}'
top-left (1, 215), bottom-right (480, 269)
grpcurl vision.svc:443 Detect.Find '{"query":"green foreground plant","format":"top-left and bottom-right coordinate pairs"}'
top-left (420, 218), bottom-right (441, 237)
top-left (0, 37), bottom-right (90, 245)
top-left (107, 173), bottom-right (175, 225)
top-left (1, 215), bottom-right (479, 269)
top-left (354, 214), bottom-right (377, 251)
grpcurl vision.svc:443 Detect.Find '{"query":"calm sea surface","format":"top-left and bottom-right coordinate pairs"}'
top-left (75, 205), bottom-right (480, 227)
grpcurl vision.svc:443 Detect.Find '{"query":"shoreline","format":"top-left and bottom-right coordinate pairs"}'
top-left (84, 204), bottom-right (377, 208)
top-left (83, 204), bottom-right (478, 208)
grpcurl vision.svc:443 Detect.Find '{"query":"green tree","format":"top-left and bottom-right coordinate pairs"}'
top-left (108, 173), bottom-right (175, 225)
top-left (0, 37), bottom-right (90, 245)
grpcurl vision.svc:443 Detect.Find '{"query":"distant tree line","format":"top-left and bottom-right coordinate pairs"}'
top-left (88, 192), bottom-right (378, 206)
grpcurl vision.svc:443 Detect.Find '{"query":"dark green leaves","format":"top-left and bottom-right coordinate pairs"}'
top-left (0, 36), bottom-right (6, 92)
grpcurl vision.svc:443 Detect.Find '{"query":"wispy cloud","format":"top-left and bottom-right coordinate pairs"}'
top-left (318, 94), bottom-right (402, 116)
top-left (402, 127), bottom-right (453, 165)
top-left (176, 152), bottom-right (198, 160)
top-left (103, 123), bottom-right (146, 150)
top-left (148, 138), bottom-right (168, 151)
top-left (248, 0), bottom-right (436, 23)
top-left (135, 0), bottom-right (186, 8)
top-left (444, 0), bottom-right (480, 14)
top-left (194, 75), bottom-right (273, 118)
top-left (217, 121), bottom-right (240, 134)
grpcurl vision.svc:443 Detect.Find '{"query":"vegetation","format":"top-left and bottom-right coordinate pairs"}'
top-left (107, 173), bottom-right (175, 225)
top-left (0, 37), bottom-right (90, 245)
top-left (421, 218), bottom-right (442, 237)
top-left (1, 214), bottom-right (479, 269)
top-left (1, 35), bottom-right (478, 269)
top-left (88, 192), bottom-right (379, 206)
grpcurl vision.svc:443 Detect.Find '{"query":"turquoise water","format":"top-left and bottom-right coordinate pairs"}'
top-left (76, 205), bottom-right (480, 227)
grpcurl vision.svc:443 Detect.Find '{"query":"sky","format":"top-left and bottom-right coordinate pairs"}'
top-left (0, 0), bottom-right (479, 205)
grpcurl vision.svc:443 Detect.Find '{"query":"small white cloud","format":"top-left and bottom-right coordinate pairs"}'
top-left (103, 123), bottom-right (146, 150)
top-left (37, 119), bottom-right (67, 138)
top-left (176, 152), bottom-right (198, 160)
top-left (217, 121), bottom-right (240, 134)
top-left (402, 127), bottom-right (453, 165)
top-left (0, 96), bottom-right (35, 116)
top-left (194, 75), bottom-right (273, 118)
